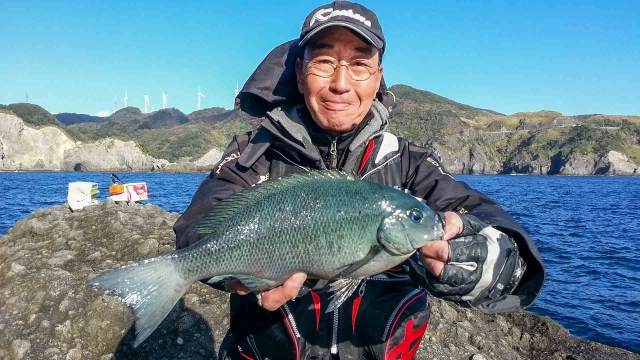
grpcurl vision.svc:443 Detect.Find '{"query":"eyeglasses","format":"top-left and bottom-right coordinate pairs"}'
top-left (304, 58), bottom-right (379, 81)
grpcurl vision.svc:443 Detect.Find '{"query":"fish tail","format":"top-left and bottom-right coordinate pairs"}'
top-left (85, 256), bottom-right (190, 347)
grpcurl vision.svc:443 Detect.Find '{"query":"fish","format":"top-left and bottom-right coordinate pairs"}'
top-left (85, 170), bottom-right (445, 346)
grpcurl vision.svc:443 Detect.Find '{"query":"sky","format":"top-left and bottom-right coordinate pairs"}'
top-left (0, 0), bottom-right (638, 117)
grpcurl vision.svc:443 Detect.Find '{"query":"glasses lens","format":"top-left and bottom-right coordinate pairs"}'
top-left (306, 59), bottom-right (377, 80)
top-left (349, 62), bottom-right (375, 81)
top-left (308, 60), bottom-right (335, 77)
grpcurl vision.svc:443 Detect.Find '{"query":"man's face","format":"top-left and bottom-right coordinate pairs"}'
top-left (296, 26), bottom-right (383, 136)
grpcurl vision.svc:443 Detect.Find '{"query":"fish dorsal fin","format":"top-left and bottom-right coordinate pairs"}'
top-left (193, 170), bottom-right (357, 234)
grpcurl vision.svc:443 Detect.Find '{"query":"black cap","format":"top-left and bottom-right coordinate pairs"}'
top-left (299, 1), bottom-right (385, 54)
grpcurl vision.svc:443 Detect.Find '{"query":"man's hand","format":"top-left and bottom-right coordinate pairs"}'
top-left (417, 212), bottom-right (526, 306)
top-left (418, 211), bottom-right (463, 277)
top-left (224, 273), bottom-right (307, 311)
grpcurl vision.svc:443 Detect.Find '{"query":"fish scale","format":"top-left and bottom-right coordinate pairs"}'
top-left (85, 170), bottom-right (444, 347)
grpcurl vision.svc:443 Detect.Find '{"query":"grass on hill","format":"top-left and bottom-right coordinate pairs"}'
top-left (388, 84), bottom-right (503, 121)
top-left (5, 103), bottom-right (63, 127)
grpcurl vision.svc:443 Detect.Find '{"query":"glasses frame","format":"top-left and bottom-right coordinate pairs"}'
top-left (303, 58), bottom-right (380, 81)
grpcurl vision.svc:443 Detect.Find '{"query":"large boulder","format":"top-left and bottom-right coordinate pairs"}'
top-left (153, 148), bottom-right (222, 173)
top-left (0, 204), bottom-right (638, 359)
top-left (431, 143), bottom-right (501, 175)
top-left (504, 158), bottom-right (551, 175)
top-left (0, 113), bottom-right (77, 171)
top-left (61, 139), bottom-right (158, 172)
top-left (557, 153), bottom-right (599, 175)
top-left (195, 148), bottom-right (223, 169)
top-left (599, 151), bottom-right (638, 176)
top-left (467, 144), bottom-right (498, 174)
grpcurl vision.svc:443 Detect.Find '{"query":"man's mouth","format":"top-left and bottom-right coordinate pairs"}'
top-left (321, 101), bottom-right (352, 111)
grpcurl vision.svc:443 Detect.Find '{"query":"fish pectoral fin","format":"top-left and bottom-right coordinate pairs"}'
top-left (296, 279), bottom-right (330, 298)
top-left (332, 245), bottom-right (383, 279)
top-left (207, 275), bottom-right (277, 293)
top-left (207, 275), bottom-right (231, 284)
top-left (326, 278), bottom-right (362, 313)
top-left (234, 276), bottom-right (278, 292)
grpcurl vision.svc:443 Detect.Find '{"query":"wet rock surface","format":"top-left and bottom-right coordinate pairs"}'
top-left (1, 203), bottom-right (638, 359)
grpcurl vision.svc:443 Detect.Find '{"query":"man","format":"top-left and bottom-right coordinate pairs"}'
top-left (174, 2), bottom-right (545, 359)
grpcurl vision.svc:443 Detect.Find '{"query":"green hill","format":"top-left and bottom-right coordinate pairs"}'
top-left (2, 103), bottom-right (63, 127)
top-left (187, 107), bottom-right (229, 124)
top-left (137, 108), bottom-right (190, 130)
top-left (388, 85), bottom-right (503, 120)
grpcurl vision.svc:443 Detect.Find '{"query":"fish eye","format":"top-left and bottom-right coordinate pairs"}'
top-left (409, 209), bottom-right (423, 223)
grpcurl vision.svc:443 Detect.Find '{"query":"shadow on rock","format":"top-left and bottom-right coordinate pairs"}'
top-left (113, 299), bottom-right (216, 360)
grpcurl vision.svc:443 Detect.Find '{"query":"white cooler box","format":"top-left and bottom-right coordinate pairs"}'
top-left (68, 181), bottom-right (100, 211)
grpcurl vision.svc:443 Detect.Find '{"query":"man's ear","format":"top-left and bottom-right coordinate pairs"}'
top-left (295, 58), bottom-right (305, 95)
top-left (375, 65), bottom-right (384, 95)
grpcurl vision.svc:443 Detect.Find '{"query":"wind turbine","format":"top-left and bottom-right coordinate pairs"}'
top-left (144, 95), bottom-right (149, 114)
top-left (25, 92), bottom-right (30, 103)
top-left (234, 82), bottom-right (240, 97)
top-left (197, 88), bottom-right (205, 110)
top-left (113, 95), bottom-right (117, 114)
top-left (162, 92), bottom-right (167, 109)
top-left (123, 91), bottom-right (128, 108)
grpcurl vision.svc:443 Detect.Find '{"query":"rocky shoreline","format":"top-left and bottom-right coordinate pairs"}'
top-left (2, 112), bottom-right (639, 176)
top-left (0, 113), bottom-right (222, 173)
top-left (0, 202), bottom-right (638, 359)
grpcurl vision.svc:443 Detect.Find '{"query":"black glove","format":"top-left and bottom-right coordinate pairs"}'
top-left (424, 214), bottom-right (527, 308)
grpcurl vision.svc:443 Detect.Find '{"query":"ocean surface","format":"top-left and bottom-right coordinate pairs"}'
top-left (0, 171), bottom-right (639, 353)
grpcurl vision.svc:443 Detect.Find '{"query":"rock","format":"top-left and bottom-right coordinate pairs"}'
top-left (61, 139), bottom-right (157, 172)
top-left (6, 262), bottom-right (26, 277)
top-left (467, 144), bottom-right (497, 174)
top-left (0, 204), bottom-right (638, 359)
top-left (65, 348), bottom-right (82, 360)
top-left (11, 339), bottom-right (31, 360)
top-left (603, 151), bottom-right (638, 175)
top-left (195, 148), bottom-right (223, 168)
top-left (557, 152), bottom-right (599, 175)
top-left (548, 150), bottom-right (638, 176)
top-left (151, 158), bottom-right (170, 171)
top-left (0, 113), bottom-right (77, 171)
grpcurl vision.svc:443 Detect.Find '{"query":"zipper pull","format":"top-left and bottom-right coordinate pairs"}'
top-left (358, 279), bottom-right (367, 297)
top-left (330, 140), bottom-right (337, 169)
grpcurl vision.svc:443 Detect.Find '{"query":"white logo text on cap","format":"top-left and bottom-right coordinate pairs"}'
top-left (310, 8), bottom-right (372, 27)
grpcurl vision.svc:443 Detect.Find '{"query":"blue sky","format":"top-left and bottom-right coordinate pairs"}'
top-left (1, 1), bottom-right (638, 116)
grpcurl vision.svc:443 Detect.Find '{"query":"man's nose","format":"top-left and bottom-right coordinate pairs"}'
top-left (329, 64), bottom-right (352, 94)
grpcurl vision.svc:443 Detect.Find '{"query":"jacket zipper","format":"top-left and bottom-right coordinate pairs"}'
top-left (282, 303), bottom-right (301, 339)
top-left (330, 139), bottom-right (337, 169)
top-left (330, 307), bottom-right (339, 354)
top-left (246, 335), bottom-right (263, 360)
top-left (381, 288), bottom-right (422, 341)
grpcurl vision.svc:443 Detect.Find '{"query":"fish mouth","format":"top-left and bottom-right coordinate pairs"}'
top-left (378, 223), bottom-right (412, 256)
top-left (434, 212), bottom-right (446, 241)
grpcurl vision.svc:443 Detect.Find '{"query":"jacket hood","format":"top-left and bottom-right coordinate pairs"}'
top-left (234, 39), bottom-right (396, 124)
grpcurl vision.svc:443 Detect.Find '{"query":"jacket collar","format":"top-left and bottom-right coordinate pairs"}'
top-left (262, 100), bottom-right (390, 161)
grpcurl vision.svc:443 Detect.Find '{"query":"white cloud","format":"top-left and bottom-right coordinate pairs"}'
top-left (95, 110), bottom-right (111, 117)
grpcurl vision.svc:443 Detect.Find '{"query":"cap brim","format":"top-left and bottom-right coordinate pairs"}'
top-left (299, 21), bottom-right (384, 50)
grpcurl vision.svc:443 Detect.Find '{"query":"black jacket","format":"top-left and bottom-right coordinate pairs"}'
top-left (173, 40), bottom-right (545, 313)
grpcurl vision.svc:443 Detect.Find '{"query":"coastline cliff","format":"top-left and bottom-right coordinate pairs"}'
top-left (2, 85), bottom-right (639, 176)
top-left (0, 112), bottom-right (222, 173)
